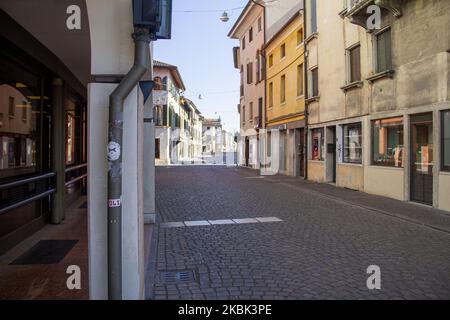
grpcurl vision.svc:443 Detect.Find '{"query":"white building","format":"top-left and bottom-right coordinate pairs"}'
top-left (153, 60), bottom-right (186, 165)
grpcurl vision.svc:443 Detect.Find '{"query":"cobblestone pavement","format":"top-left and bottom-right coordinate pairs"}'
top-left (149, 166), bottom-right (450, 300)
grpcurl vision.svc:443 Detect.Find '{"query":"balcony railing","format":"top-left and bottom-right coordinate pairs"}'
top-left (343, 0), bottom-right (402, 29)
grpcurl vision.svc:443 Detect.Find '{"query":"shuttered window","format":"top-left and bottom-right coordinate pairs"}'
top-left (349, 45), bottom-right (361, 83)
top-left (247, 62), bottom-right (253, 84)
top-left (311, 68), bottom-right (319, 97)
top-left (297, 64), bottom-right (304, 96)
top-left (280, 75), bottom-right (286, 103)
top-left (269, 82), bottom-right (274, 108)
top-left (376, 28), bottom-right (392, 73)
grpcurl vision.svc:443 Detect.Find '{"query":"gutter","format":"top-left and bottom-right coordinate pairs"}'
top-left (107, 28), bottom-right (152, 300)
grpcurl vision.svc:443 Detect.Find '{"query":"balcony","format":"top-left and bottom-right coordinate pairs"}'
top-left (342, 0), bottom-right (402, 29)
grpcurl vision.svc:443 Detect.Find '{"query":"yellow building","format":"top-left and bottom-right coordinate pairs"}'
top-left (265, 11), bottom-right (306, 176)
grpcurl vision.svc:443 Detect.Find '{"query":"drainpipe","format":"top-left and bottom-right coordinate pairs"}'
top-left (107, 28), bottom-right (151, 300)
top-left (303, 3), bottom-right (309, 180)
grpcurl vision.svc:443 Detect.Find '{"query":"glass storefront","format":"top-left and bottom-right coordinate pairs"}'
top-left (372, 117), bottom-right (404, 167)
top-left (343, 123), bottom-right (362, 164)
top-left (442, 110), bottom-right (450, 171)
top-left (411, 113), bottom-right (433, 205)
top-left (311, 128), bottom-right (324, 161)
top-left (0, 35), bottom-right (87, 253)
top-left (0, 37), bottom-right (53, 244)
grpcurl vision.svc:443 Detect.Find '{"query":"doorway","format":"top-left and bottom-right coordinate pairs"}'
top-left (297, 128), bottom-right (305, 177)
top-left (326, 126), bottom-right (337, 183)
top-left (245, 137), bottom-right (250, 167)
top-left (410, 113), bottom-right (433, 205)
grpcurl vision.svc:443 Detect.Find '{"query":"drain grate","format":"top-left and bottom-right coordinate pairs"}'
top-left (159, 270), bottom-right (196, 284)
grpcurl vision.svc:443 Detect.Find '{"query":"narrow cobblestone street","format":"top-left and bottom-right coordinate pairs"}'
top-left (148, 166), bottom-right (450, 300)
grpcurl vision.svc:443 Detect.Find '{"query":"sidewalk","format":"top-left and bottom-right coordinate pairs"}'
top-left (258, 172), bottom-right (450, 234)
top-left (0, 197), bottom-right (89, 300)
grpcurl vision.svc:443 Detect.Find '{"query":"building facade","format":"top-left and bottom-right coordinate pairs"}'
top-left (181, 97), bottom-right (203, 162)
top-left (202, 118), bottom-right (222, 155)
top-left (153, 60), bottom-right (186, 165)
top-left (304, 0), bottom-right (450, 211)
top-left (265, 10), bottom-right (306, 177)
top-left (228, 1), bottom-right (265, 169)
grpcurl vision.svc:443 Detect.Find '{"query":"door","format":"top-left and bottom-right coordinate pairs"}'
top-left (327, 126), bottom-right (337, 183)
top-left (155, 138), bottom-right (160, 159)
top-left (298, 128), bottom-right (305, 177)
top-left (245, 137), bottom-right (250, 167)
top-left (410, 113), bottom-right (433, 205)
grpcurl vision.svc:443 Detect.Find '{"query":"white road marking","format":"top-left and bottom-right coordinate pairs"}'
top-left (161, 217), bottom-right (283, 228)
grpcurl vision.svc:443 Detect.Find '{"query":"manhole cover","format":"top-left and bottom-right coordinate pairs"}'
top-left (159, 270), bottom-right (197, 284)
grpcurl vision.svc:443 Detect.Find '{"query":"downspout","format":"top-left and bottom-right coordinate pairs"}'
top-left (107, 28), bottom-right (152, 300)
top-left (303, 2), bottom-right (309, 180)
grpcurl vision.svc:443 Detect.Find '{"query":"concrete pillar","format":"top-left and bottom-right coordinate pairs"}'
top-left (51, 78), bottom-right (65, 224)
top-left (143, 93), bottom-right (156, 224)
top-left (88, 84), bottom-right (145, 299)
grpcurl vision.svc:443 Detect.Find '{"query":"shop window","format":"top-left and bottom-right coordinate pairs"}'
top-left (343, 123), bottom-right (363, 164)
top-left (372, 117), bottom-right (403, 167)
top-left (442, 110), bottom-right (450, 171)
top-left (311, 128), bottom-right (324, 161)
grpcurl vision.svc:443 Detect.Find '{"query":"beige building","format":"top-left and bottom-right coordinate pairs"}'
top-left (304, 0), bottom-right (450, 211)
top-left (228, 1), bottom-right (265, 169)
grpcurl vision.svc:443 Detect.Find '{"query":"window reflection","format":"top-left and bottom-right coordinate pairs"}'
top-left (372, 117), bottom-right (404, 167)
top-left (0, 83), bottom-right (38, 179)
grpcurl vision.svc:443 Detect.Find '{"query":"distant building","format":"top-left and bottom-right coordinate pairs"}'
top-left (153, 60), bottom-right (186, 165)
top-left (228, 1), bottom-right (265, 169)
top-left (181, 98), bottom-right (203, 161)
top-left (202, 118), bottom-right (222, 155)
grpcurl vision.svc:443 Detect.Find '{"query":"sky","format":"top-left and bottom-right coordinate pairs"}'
top-left (154, 0), bottom-right (247, 133)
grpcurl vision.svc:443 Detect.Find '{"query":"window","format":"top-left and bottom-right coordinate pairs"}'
top-left (256, 51), bottom-right (261, 82)
top-left (343, 123), bottom-right (363, 164)
top-left (310, 0), bottom-right (317, 34)
top-left (247, 62), bottom-right (253, 84)
top-left (242, 106), bottom-right (246, 124)
top-left (8, 96), bottom-right (15, 116)
top-left (258, 17), bottom-right (262, 32)
top-left (311, 128), bottom-right (324, 161)
top-left (280, 44), bottom-right (286, 59)
top-left (297, 64), bottom-right (304, 96)
top-left (249, 102), bottom-right (253, 121)
top-left (268, 82), bottom-right (273, 108)
top-left (280, 75), bottom-right (286, 103)
top-left (348, 44), bottom-right (361, 83)
top-left (311, 68), bottom-right (319, 97)
top-left (242, 36), bottom-right (246, 50)
top-left (268, 54), bottom-right (273, 68)
top-left (297, 28), bottom-right (304, 46)
top-left (249, 27), bottom-right (253, 42)
top-left (442, 110), bottom-right (450, 171)
top-left (375, 28), bottom-right (392, 73)
top-left (372, 117), bottom-right (404, 167)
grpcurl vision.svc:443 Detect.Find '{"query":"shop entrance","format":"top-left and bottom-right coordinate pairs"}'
top-left (410, 113), bottom-right (433, 205)
top-left (326, 126), bottom-right (337, 183)
top-left (297, 128), bottom-right (305, 177)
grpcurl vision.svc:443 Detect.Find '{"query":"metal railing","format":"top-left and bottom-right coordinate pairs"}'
top-left (65, 163), bottom-right (87, 187)
top-left (0, 172), bottom-right (56, 215)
